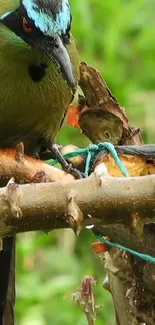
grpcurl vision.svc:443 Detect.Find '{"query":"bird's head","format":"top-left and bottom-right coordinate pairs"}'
top-left (0, 0), bottom-right (76, 89)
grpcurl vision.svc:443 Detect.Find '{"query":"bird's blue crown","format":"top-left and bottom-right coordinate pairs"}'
top-left (22, 0), bottom-right (71, 36)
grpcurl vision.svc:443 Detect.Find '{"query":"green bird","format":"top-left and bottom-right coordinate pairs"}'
top-left (0, 0), bottom-right (79, 323)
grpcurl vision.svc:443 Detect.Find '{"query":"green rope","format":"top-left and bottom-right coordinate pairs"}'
top-left (93, 231), bottom-right (155, 264)
top-left (47, 141), bottom-right (154, 264)
top-left (84, 143), bottom-right (129, 177)
top-left (48, 142), bottom-right (129, 177)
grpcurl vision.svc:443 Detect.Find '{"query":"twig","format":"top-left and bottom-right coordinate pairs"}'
top-left (85, 312), bottom-right (95, 325)
top-left (68, 276), bottom-right (97, 325)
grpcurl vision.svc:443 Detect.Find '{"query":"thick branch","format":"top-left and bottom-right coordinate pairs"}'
top-left (0, 149), bottom-right (74, 184)
top-left (1, 174), bottom-right (155, 256)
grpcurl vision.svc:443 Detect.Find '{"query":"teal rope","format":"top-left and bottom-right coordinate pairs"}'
top-left (85, 143), bottom-right (129, 177)
top-left (48, 142), bottom-right (129, 177)
top-left (93, 232), bottom-right (155, 264)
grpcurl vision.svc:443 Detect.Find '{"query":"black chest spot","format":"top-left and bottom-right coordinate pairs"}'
top-left (28, 63), bottom-right (48, 82)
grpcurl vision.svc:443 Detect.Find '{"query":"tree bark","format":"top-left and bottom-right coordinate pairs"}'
top-left (0, 173), bottom-right (155, 240)
top-left (78, 62), bottom-right (155, 325)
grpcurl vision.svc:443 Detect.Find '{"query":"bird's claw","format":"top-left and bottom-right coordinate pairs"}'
top-left (64, 163), bottom-right (85, 179)
top-left (51, 144), bottom-right (85, 179)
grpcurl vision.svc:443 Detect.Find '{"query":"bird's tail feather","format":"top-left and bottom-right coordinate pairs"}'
top-left (0, 236), bottom-right (15, 325)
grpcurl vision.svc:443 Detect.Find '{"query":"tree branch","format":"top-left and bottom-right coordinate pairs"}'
top-left (1, 173), bottom-right (155, 254)
top-left (0, 149), bottom-right (74, 185)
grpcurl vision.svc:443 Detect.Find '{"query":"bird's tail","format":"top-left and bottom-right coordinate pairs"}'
top-left (0, 236), bottom-right (15, 325)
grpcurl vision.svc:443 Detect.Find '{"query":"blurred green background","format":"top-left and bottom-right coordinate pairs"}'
top-left (16, 0), bottom-right (155, 324)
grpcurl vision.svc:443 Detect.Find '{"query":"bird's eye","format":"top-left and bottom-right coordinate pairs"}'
top-left (22, 17), bottom-right (33, 33)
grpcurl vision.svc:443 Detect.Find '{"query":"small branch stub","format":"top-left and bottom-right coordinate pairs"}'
top-left (67, 194), bottom-right (84, 235)
top-left (32, 171), bottom-right (49, 183)
top-left (4, 178), bottom-right (22, 218)
top-left (94, 162), bottom-right (109, 186)
top-left (102, 274), bottom-right (111, 292)
top-left (130, 212), bottom-right (144, 238)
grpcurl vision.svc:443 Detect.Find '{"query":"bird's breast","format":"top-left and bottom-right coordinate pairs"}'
top-left (0, 31), bottom-right (79, 153)
top-left (0, 57), bottom-right (73, 151)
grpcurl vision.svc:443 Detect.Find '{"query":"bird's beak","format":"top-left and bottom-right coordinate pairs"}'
top-left (37, 35), bottom-right (76, 90)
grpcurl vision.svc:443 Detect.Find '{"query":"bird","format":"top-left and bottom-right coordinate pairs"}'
top-left (0, 0), bottom-right (79, 324)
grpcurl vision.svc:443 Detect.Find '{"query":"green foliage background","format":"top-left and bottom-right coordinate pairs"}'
top-left (16, 1), bottom-right (155, 324)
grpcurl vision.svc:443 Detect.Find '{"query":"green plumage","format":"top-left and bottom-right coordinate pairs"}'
top-left (0, 1), bottom-right (79, 154)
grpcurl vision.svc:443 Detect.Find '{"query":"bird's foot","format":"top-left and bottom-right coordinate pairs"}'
top-left (39, 142), bottom-right (85, 179)
top-left (64, 163), bottom-right (85, 179)
top-left (50, 144), bottom-right (85, 179)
